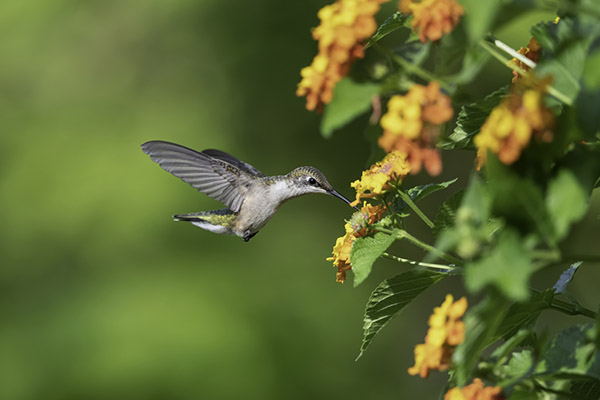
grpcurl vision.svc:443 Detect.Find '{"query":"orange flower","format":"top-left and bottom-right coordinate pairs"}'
top-left (474, 80), bottom-right (554, 168)
top-left (327, 202), bottom-right (385, 282)
top-left (350, 150), bottom-right (411, 206)
top-left (408, 294), bottom-right (467, 378)
top-left (378, 82), bottom-right (453, 175)
top-left (444, 379), bottom-right (504, 400)
top-left (400, 0), bottom-right (464, 42)
top-left (509, 37), bottom-right (541, 83)
top-left (297, 0), bottom-right (388, 111)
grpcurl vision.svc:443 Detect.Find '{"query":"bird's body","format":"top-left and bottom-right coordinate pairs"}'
top-left (141, 141), bottom-right (354, 241)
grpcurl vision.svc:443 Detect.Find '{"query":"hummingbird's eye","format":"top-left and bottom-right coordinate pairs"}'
top-left (308, 177), bottom-right (317, 185)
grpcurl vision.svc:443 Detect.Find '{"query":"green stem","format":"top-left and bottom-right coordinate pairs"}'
top-left (382, 251), bottom-right (456, 271)
top-left (372, 42), bottom-right (453, 92)
top-left (396, 189), bottom-right (435, 229)
top-left (376, 227), bottom-right (464, 266)
top-left (550, 297), bottom-right (597, 319)
top-left (478, 39), bottom-right (573, 106)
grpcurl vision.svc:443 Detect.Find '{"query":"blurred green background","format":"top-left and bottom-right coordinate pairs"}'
top-left (1, 1), bottom-right (598, 399)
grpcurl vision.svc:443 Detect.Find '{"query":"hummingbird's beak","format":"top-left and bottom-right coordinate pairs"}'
top-left (330, 190), bottom-right (360, 211)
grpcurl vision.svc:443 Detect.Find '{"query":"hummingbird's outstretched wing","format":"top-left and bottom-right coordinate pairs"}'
top-left (141, 141), bottom-right (262, 212)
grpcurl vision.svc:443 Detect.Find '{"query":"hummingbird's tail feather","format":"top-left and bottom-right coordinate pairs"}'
top-left (173, 209), bottom-right (237, 235)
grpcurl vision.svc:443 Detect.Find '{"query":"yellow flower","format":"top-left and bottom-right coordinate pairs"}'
top-left (474, 81), bottom-right (554, 168)
top-left (408, 294), bottom-right (467, 378)
top-left (378, 82), bottom-right (453, 175)
top-left (297, 0), bottom-right (388, 111)
top-left (327, 202), bottom-right (385, 282)
top-left (444, 379), bottom-right (504, 400)
top-left (350, 151), bottom-right (410, 206)
top-left (400, 0), bottom-right (464, 42)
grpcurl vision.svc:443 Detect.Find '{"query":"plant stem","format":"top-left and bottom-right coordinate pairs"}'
top-left (372, 42), bottom-right (453, 92)
top-left (549, 297), bottom-right (597, 319)
top-left (396, 189), bottom-right (435, 229)
top-left (477, 39), bottom-right (573, 106)
top-left (376, 228), bottom-right (464, 266)
top-left (382, 251), bottom-right (456, 271)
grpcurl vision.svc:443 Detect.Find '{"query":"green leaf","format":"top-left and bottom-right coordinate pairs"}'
top-left (365, 12), bottom-right (410, 49)
top-left (506, 391), bottom-right (538, 400)
top-left (350, 231), bottom-right (397, 287)
top-left (433, 190), bottom-right (464, 239)
top-left (531, 17), bottom-right (592, 104)
top-left (486, 154), bottom-right (555, 245)
top-left (583, 48), bottom-right (600, 89)
top-left (535, 323), bottom-right (600, 380)
top-left (438, 86), bottom-right (508, 150)
top-left (493, 290), bottom-right (554, 344)
top-left (570, 379), bottom-right (600, 400)
top-left (465, 228), bottom-right (533, 301)
top-left (461, 0), bottom-right (502, 41)
top-left (357, 269), bottom-right (445, 359)
top-left (392, 179), bottom-right (458, 214)
top-left (453, 291), bottom-right (511, 385)
top-left (546, 169), bottom-right (589, 240)
top-left (500, 350), bottom-right (534, 383)
top-left (321, 78), bottom-right (379, 138)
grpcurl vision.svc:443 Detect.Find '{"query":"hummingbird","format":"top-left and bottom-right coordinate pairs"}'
top-left (141, 140), bottom-right (356, 242)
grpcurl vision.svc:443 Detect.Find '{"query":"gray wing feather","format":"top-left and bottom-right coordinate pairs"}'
top-left (141, 140), bottom-right (255, 212)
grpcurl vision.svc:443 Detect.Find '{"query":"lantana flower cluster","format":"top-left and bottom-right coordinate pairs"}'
top-left (399, 0), bottom-right (464, 42)
top-left (296, 0), bottom-right (388, 111)
top-left (327, 202), bottom-right (385, 282)
top-left (350, 150), bottom-right (411, 207)
top-left (474, 81), bottom-right (554, 168)
top-left (444, 379), bottom-right (504, 400)
top-left (408, 294), bottom-right (467, 378)
top-left (378, 82), bottom-right (453, 175)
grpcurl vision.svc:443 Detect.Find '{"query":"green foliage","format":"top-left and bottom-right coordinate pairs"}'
top-left (350, 231), bottom-right (398, 286)
top-left (321, 78), bottom-right (380, 138)
top-left (307, 1), bottom-right (600, 398)
top-left (358, 270), bottom-right (445, 359)
top-left (465, 228), bottom-right (533, 301)
top-left (439, 86), bottom-right (508, 150)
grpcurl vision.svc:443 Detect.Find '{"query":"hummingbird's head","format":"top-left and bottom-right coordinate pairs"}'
top-left (287, 167), bottom-right (356, 208)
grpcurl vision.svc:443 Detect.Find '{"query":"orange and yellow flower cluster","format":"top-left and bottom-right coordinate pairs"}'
top-left (378, 82), bottom-right (453, 175)
top-left (350, 150), bottom-right (411, 207)
top-left (297, 0), bottom-right (388, 111)
top-left (408, 294), bottom-right (467, 378)
top-left (444, 379), bottom-right (504, 400)
top-left (400, 0), bottom-right (464, 42)
top-left (473, 83), bottom-right (554, 168)
top-left (327, 202), bottom-right (385, 282)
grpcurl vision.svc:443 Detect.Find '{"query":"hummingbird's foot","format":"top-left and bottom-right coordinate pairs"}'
top-left (243, 230), bottom-right (258, 242)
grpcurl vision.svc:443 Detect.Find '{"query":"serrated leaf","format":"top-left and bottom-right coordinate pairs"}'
top-left (535, 323), bottom-right (600, 380)
top-left (500, 350), bottom-right (534, 383)
top-left (357, 270), bottom-right (445, 359)
top-left (465, 228), bottom-right (533, 301)
top-left (570, 379), bottom-right (600, 400)
top-left (350, 231), bottom-right (397, 287)
top-left (438, 86), bottom-right (508, 150)
top-left (365, 12), bottom-right (410, 49)
top-left (321, 78), bottom-right (379, 138)
top-left (546, 169), bottom-right (589, 240)
top-left (433, 190), bottom-right (464, 239)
